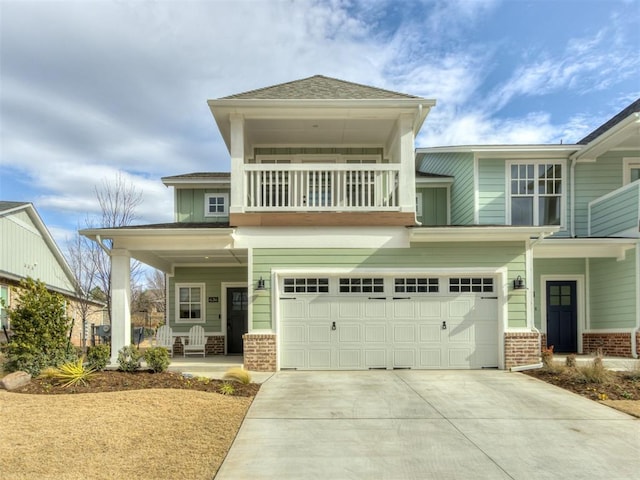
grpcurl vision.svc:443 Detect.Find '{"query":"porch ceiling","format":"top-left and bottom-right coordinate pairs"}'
top-left (533, 238), bottom-right (637, 260)
top-left (134, 248), bottom-right (247, 273)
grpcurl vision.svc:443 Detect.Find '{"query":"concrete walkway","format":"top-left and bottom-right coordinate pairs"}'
top-left (216, 370), bottom-right (640, 479)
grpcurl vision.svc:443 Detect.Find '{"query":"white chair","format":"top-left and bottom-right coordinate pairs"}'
top-left (183, 325), bottom-right (206, 357)
top-left (155, 325), bottom-right (174, 357)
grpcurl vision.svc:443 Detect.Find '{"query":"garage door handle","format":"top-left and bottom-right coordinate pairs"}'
top-left (442, 321), bottom-right (447, 330)
top-left (368, 297), bottom-right (386, 300)
top-left (331, 321), bottom-right (336, 331)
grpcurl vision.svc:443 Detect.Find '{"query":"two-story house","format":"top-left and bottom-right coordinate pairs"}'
top-left (81, 76), bottom-right (639, 370)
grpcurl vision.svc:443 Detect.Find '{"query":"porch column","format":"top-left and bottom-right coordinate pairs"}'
top-left (110, 248), bottom-right (131, 365)
top-left (398, 113), bottom-right (416, 212)
top-left (229, 113), bottom-right (245, 214)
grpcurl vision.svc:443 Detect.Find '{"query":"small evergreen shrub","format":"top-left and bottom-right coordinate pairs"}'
top-left (87, 344), bottom-right (111, 371)
top-left (117, 345), bottom-right (142, 372)
top-left (144, 347), bottom-right (170, 373)
top-left (223, 367), bottom-right (252, 384)
top-left (218, 381), bottom-right (235, 395)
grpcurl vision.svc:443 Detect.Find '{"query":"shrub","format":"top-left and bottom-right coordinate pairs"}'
top-left (117, 345), bottom-right (142, 372)
top-left (87, 344), bottom-right (111, 371)
top-left (144, 347), bottom-right (170, 373)
top-left (2, 278), bottom-right (74, 376)
top-left (223, 367), bottom-right (252, 384)
top-left (52, 357), bottom-right (96, 388)
top-left (565, 354), bottom-right (577, 368)
top-left (577, 356), bottom-right (612, 384)
top-left (218, 381), bottom-right (235, 395)
top-left (541, 345), bottom-right (555, 369)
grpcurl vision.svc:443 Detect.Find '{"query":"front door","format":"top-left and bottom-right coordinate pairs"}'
top-left (546, 281), bottom-right (577, 353)
top-left (227, 288), bottom-right (248, 354)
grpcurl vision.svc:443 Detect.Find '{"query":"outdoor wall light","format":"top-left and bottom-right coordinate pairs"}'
top-left (256, 277), bottom-right (266, 291)
top-left (513, 275), bottom-right (526, 290)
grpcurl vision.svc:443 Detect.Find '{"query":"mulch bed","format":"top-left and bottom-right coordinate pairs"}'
top-left (525, 368), bottom-right (640, 401)
top-left (12, 370), bottom-right (260, 397)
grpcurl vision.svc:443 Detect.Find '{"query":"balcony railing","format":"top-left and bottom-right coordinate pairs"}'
top-left (588, 181), bottom-right (640, 237)
top-left (244, 164), bottom-right (401, 211)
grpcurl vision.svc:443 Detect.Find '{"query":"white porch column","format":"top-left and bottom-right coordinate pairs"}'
top-left (398, 113), bottom-right (416, 212)
top-left (110, 248), bottom-right (131, 365)
top-left (230, 113), bottom-right (245, 214)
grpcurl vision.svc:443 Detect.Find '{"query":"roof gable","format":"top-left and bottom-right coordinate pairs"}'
top-left (221, 75), bottom-right (421, 100)
top-left (578, 98), bottom-right (640, 145)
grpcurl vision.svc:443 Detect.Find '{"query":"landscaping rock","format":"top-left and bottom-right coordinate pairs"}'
top-left (1, 371), bottom-right (31, 391)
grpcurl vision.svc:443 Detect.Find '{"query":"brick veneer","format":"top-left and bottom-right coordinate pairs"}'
top-left (243, 334), bottom-right (277, 371)
top-left (170, 334), bottom-right (225, 357)
top-left (583, 333), bottom-right (633, 357)
top-left (504, 332), bottom-right (540, 369)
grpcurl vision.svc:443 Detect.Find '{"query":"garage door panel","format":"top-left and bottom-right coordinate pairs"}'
top-left (281, 324), bottom-right (307, 343)
top-left (308, 349), bottom-right (332, 369)
top-left (448, 348), bottom-right (472, 368)
top-left (393, 349), bottom-right (415, 368)
top-left (308, 301), bottom-right (330, 318)
top-left (364, 324), bottom-right (386, 342)
top-left (309, 325), bottom-right (331, 343)
top-left (281, 300), bottom-right (305, 318)
top-left (281, 349), bottom-right (305, 369)
top-left (393, 324), bottom-right (416, 342)
top-left (419, 324), bottom-right (442, 342)
top-left (338, 324), bottom-right (361, 342)
top-left (418, 301), bottom-right (442, 317)
top-left (419, 349), bottom-right (442, 368)
top-left (364, 302), bottom-right (387, 318)
top-left (448, 324), bottom-right (472, 344)
top-left (449, 298), bottom-right (473, 317)
top-left (392, 301), bottom-right (415, 317)
top-left (364, 349), bottom-right (386, 368)
top-left (338, 350), bottom-right (361, 368)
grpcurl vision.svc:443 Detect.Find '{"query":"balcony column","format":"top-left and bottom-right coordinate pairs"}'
top-left (110, 248), bottom-right (131, 366)
top-left (398, 113), bottom-right (416, 212)
top-left (230, 113), bottom-right (245, 214)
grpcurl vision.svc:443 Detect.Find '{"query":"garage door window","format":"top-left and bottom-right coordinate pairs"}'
top-left (394, 278), bottom-right (439, 293)
top-left (339, 278), bottom-right (384, 293)
top-left (283, 278), bottom-right (329, 293)
top-left (449, 277), bottom-right (493, 293)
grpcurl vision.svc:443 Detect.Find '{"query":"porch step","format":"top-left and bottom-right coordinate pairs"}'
top-left (553, 355), bottom-right (640, 371)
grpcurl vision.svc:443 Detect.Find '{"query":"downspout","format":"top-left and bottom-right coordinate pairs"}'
top-left (633, 242), bottom-right (640, 358)
top-left (570, 155), bottom-right (577, 238)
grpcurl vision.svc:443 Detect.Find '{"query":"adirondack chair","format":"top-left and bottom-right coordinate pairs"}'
top-left (155, 325), bottom-right (174, 357)
top-left (183, 325), bottom-right (206, 357)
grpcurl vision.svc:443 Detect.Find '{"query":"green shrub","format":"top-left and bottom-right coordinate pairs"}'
top-left (51, 357), bottom-right (96, 388)
top-left (2, 278), bottom-right (74, 376)
top-left (144, 347), bottom-right (170, 373)
top-left (223, 367), bottom-right (252, 384)
top-left (87, 344), bottom-right (111, 371)
top-left (117, 345), bottom-right (142, 372)
top-left (218, 381), bottom-right (235, 395)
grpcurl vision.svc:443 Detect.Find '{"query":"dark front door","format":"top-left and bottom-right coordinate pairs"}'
top-left (227, 288), bottom-right (248, 354)
top-left (546, 281), bottom-right (577, 353)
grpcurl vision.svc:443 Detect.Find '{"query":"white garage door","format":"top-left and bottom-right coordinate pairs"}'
top-left (279, 275), bottom-right (499, 370)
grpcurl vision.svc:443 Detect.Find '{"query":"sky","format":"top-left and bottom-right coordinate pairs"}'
top-left (1, 0), bottom-right (639, 253)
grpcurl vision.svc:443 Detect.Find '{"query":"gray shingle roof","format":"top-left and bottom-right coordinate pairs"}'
top-left (162, 172), bottom-right (230, 180)
top-left (95, 222), bottom-right (232, 230)
top-left (221, 75), bottom-right (421, 100)
top-left (578, 98), bottom-right (640, 145)
top-left (0, 201), bottom-right (30, 213)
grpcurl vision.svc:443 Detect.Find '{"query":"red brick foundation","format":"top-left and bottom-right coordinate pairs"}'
top-left (170, 334), bottom-right (225, 357)
top-left (504, 332), bottom-right (541, 369)
top-left (582, 332), bottom-right (633, 357)
top-left (243, 334), bottom-right (277, 371)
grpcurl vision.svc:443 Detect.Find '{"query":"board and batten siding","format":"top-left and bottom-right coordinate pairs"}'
top-left (176, 188), bottom-right (230, 223)
top-left (0, 209), bottom-right (74, 293)
top-left (168, 266), bottom-right (246, 333)
top-left (589, 248), bottom-right (637, 329)
top-left (252, 242), bottom-right (526, 331)
top-left (477, 159), bottom-right (506, 224)
top-left (574, 152), bottom-right (637, 237)
top-left (532, 258), bottom-right (586, 329)
top-left (416, 187), bottom-right (448, 225)
top-left (418, 152), bottom-right (474, 225)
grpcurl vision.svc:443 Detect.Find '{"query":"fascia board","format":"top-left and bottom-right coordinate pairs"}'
top-left (573, 113), bottom-right (640, 162)
top-left (409, 226), bottom-right (559, 242)
top-left (161, 179), bottom-right (231, 188)
top-left (416, 145), bottom-right (579, 156)
top-left (208, 98), bottom-right (436, 110)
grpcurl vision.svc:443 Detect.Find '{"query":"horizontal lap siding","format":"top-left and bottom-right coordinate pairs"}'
top-left (589, 248), bottom-right (637, 329)
top-left (478, 159), bottom-right (505, 224)
top-left (590, 184), bottom-right (639, 236)
top-left (253, 242), bottom-right (526, 330)
top-left (168, 267), bottom-right (246, 333)
top-left (533, 259), bottom-right (586, 329)
top-left (419, 152), bottom-right (474, 225)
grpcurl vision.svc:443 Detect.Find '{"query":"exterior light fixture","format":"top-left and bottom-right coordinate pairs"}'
top-left (513, 275), bottom-right (526, 290)
top-left (256, 277), bottom-right (266, 291)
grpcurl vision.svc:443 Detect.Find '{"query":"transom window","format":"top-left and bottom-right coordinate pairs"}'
top-left (204, 193), bottom-right (228, 217)
top-left (283, 278), bottom-right (329, 293)
top-left (176, 284), bottom-right (204, 322)
top-left (449, 278), bottom-right (494, 293)
top-left (339, 278), bottom-right (384, 293)
top-left (509, 162), bottom-right (563, 226)
top-left (395, 278), bottom-right (439, 293)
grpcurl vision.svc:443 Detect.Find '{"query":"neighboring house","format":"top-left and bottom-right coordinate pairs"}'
top-left (81, 76), bottom-right (640, 370)
top-left (0, 201), bottom-right (104, 345)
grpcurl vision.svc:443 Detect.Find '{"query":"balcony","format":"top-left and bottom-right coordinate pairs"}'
top-left (232, 163), bottom-right (416, 227)
top-left (588, 181), bottom-right (640, 237)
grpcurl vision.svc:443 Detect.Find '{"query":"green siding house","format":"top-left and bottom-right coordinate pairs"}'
top-left (82, 77), bottom-right (640, 370)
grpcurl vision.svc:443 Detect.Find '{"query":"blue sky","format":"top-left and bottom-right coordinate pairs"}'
top-left (1, 0), bottom-right (639, 251)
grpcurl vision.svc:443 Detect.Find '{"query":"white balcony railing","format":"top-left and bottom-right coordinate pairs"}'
top-left (244, 164), bottom-right (401, 212)
top-left (588, 181), bottom-right (640, 237)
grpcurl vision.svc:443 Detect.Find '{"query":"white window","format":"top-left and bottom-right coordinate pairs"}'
top-left (449, 278), bottom-right (494, 293)
top-left (394, 277), bottom-right (438, 293)
top-left (508, 161), bottom-right (564, 226)
top-left (415, 192), bottom-right (423, 217)
top-left (175, 283), bottom-right (205, 323)
top-left (283, 278), bottom-right (329, 293)
top-left (623, 158), bottom-right (640, 185)
top-left (339, 278), bottom-right (384, 293)
top-left (204, 193), bottom-right (228, 217)
top-left (0, 284), bottom-right (9, 329)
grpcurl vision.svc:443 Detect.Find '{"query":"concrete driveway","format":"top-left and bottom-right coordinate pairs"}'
top-left (215, 371), bottom-right (639, 479)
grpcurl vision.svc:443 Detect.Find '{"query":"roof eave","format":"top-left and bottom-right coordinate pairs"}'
top-left (409, 226), bottom-right (559, 242)
top-left (571, 113), bottom-right (640, 162)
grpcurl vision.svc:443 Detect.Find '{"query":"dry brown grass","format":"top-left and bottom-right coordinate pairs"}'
top-left (0, 389), bottom-right (252, 480)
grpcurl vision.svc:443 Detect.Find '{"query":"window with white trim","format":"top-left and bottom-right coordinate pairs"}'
top-left (0, 285), bottom-right (9, 330)
top-left (449, 277), bottom-right (494, 293)
top-left (339, 278), bottom-right (384, 293)
top-left (204, 193), bottom-right (228, 217)
top-left (509, 162), bottom-right (563, 226)
top-left (623, 159), bottom-right (640, 185)
top-left (395, 277), bottom-right (438, 293)
top-left (176, 284), bottom-right (205, 322)
top-left (283, 278), bottom-right (329, 293)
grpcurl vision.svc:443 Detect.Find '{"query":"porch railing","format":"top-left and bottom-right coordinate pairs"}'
top-left (588, 181), bottom-right (640, 237)
top-left (244, 164), bottom-right (401, 211)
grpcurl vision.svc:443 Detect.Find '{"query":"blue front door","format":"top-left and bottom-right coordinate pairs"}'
top-left (546, 281), bottom-right (577, 353)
